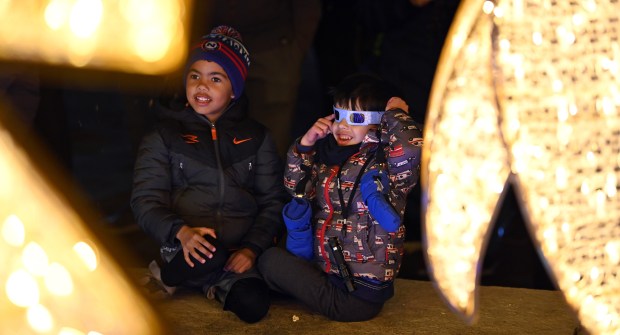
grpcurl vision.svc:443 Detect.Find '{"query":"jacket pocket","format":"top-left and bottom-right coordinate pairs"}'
top-left (350, 216), bottom-right (376, 263)
top-left (367, 219), bottom-right (388, 263)
top-left (170, 153), bottom-right (188, 193)
top-left (226, 156), bottom-right (256, 189)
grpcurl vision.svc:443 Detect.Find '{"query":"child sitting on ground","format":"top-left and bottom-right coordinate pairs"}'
top-left (131, 25), bottom-right (286, 324)
top-left (257, 73), bottom-right (423, 321)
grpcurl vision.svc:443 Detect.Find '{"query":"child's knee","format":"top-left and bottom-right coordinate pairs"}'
top-left (256, 246), bottom-right (281, 272)
top-left (223, 278), bottom-right (271, 323)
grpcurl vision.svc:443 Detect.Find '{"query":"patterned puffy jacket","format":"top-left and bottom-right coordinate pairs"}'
top-left (284, 109), bottom-right (423, 283)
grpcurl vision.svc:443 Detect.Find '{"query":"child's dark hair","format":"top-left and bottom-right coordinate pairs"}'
top-left (330, 73), bottom-right (399, 111)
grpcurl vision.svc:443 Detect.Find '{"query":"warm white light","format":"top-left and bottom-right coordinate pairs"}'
top-left (589, 266), bottom-right (600, 282)
top-left (44, 0), bottom-right (71, 30)
top-left (573, 13), bottom-right (586, 26)
top-left (2, 214), bottom-right (25, 247)
top-left (583, 0), bottom-right (597, 12)
top-left (0, 0), bottom-right (9, 13)
top-left (423, 0), bottom-right (620, 333)
top-left (605, 241), bottom-right (620, 264)
top-left (0, 0), bottom-right (193, 74)
top-left (5, 269), bottom-right (40, 307)
top-left (1, 101), bottom-right (163, 333)
top-left (27, 304), bottom-right (54, 333)
top-left (482, 1), bottom-right (494, 14)
top-left (133, 24), bottom-right (173, 62)
top-left (73, 241), bottom-right (98, 271)
top-left (22, 242), bottom-right (49, 276)
top-left (552, 79), bottom-right (564, 92)
top-left (69, 0), bottom-right (103, 38)
top-left (492, 5), bottom-right (504, 18)
top-left (68, 38), bottom-right (96, 68)
top-left (532, 31), bottom-right (543, 45)
top-left (44, 262), bottom-right (74, 296)
top-left (555, 166), bottom-right (568, 190)
top-left (59, 327), bottom-right (86, 335)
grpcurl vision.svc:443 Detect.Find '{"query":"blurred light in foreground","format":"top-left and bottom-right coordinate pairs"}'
top-left (73, 241), bottom-right (98, 271)
top-left (0, 0), bottom-right (193, 74)
top-left (422, 0), bottom-right (620, 334)
top-left (0, 104), bottom-right (162, 333)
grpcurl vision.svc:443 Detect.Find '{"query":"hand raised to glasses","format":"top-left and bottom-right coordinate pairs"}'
top-left (386, 97), bottom-right (409, 113)
top-left (300, 114), bottom-right (335, 147)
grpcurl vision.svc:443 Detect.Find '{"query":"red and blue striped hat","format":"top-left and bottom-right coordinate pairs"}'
top-left (186, 25), bottom-right (251, 100)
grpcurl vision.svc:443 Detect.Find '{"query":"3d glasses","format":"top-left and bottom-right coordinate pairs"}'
top-left (333, 107), bottom-right (384, 125)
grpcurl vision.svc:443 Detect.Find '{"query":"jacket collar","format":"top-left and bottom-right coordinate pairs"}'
top-left (156, 94), bottom-right (249, 126)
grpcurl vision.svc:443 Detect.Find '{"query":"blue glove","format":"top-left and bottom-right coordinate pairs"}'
top-left (360, 169), bottom-right (389, 199)
top-left (360, 170), bottom-right (400, 232)
top-left (282, 197), bottom-right (313, 260)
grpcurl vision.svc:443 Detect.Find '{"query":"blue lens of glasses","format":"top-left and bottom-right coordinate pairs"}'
top-left (333, 107), bottom-right (384, 125)
top-left (350, 113), bottom-right (365, 124)
top-left (334, 108), bottom-right (364, 124)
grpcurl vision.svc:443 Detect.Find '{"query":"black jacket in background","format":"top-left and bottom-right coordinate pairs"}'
top-left (130, 96), bottom-right (287, 256)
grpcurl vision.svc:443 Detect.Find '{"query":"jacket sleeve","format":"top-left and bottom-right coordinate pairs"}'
top-left (282, 197), bottom-right (314, 260)
top-left (284, 138), bottom-right (317, 199)
top-left (130, 129), bottom-right (185, 247)
top-left (381, 109), bottom-right (424, 215)
top-left (239, 132), bottom-right (288, 255)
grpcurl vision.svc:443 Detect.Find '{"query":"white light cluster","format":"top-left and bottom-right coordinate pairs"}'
top-left (0, 109), bottom-right (162, 334)
top-left (423, 0), bottom-right (620, 333)
top-left (0, 0), bottom-right (192, 74)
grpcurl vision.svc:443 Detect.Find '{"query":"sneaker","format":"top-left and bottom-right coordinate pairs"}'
top-left (138, 260), bottom-right (176, 299)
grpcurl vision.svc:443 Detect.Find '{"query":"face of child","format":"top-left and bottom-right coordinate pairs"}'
top-left (185, 60), bottom-right (234, 122)
top-left (331, 105), bottom-right (375, 146)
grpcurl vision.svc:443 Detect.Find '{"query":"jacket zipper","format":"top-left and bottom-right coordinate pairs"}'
top-left (209, 122), bottom-right (225, 225)
top-left (319, 166), bottom-right (339, 273)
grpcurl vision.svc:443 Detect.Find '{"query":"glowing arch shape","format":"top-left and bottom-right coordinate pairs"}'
top-left (422, 1), bottom-right (620, 334)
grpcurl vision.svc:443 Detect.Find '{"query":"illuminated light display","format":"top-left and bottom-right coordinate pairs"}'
top-left (422, 0), bottom-right (620, 334)
top-left (0, 0), bottom-right (193, 74)
top-left (0, 104), bottom-right (163, 334)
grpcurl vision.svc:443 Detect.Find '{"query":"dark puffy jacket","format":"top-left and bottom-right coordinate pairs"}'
top-left (131, 97), bottom-right (286, 257)
top-left (284, 109), bottom-right (422, 286)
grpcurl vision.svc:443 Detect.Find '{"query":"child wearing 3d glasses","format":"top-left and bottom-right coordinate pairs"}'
top-left (257, 73), bottom-right (423, 321)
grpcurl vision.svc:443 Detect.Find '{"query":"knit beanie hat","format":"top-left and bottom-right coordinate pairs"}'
top-left (185, 26), bottom-right (251, 100)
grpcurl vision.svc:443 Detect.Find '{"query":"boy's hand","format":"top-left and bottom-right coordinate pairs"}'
top-left (300, 114), bottom-right (335, 146)
top-left (176, 226), bottom-right (217, 267)
top-left (386, 97), bottom-right (409, 114)
top-left (224, 248), bottom-right (257, 274)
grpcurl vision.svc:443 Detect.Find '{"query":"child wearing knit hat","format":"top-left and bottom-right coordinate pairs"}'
top-left (131, 26), bottom-right (287, 323)
top-left (184, 25), bottom-right (251, 121)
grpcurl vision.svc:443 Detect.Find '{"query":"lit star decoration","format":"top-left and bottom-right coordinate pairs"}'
top-left (0, 104), bottom-right (163, 334)
top-left (421, 1), bottom-right (620, 334)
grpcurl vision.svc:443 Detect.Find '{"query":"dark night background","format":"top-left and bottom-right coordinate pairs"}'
top-left (0, 0), bottom-right (554, 290)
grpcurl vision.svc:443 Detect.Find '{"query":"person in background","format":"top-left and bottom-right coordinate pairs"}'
top-left (130, 26), bottom-right (287, 324)
top-left (257, 73), bottom-right (423, 321)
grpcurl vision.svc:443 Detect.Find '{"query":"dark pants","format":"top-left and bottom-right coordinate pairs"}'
top-left (257, 247), bottom-right (383, 322)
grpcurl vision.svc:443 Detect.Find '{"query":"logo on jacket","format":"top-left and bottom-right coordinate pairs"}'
top-left (182, 134), bottom-right (199, 144)
top-left (233, 137), bottom-right (252, 145)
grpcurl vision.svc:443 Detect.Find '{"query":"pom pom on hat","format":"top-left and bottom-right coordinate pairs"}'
top-left (185, 25), bottom-right (251, 100)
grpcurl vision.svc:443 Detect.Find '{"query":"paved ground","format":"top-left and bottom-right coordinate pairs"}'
top-left (145, 278), bottom-right (582, 335)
